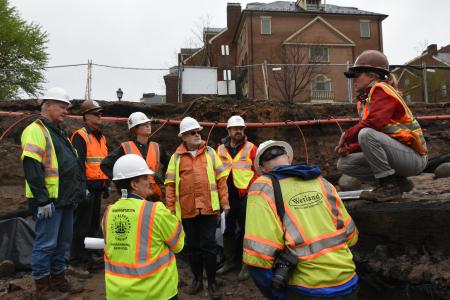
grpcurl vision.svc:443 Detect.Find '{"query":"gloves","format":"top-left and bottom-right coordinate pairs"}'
top-left (103, 186), bottom-right (111, 199)
top-left (37, 203), bottom-right (55, 219)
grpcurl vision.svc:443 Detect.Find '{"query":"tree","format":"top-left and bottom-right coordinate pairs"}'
top-left (0, 0), bottom-right (48, 99)
top-left (269, 44), bottom-right (317, 102)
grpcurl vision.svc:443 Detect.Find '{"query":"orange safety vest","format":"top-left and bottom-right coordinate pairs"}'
top-left (217, 141), bottom-right (256, 190)
top-left (121, 141), bottom-right (162, 198)
top-left (71, 127), bottom-right (108, 180)
top-left (357, 82), bottom-right (427, 156)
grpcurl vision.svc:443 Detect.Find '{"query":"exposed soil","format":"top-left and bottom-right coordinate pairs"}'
top-left (1, 98), bottom-right (450, 299)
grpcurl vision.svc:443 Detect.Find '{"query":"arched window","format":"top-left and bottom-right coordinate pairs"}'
top-left (311, 75), bottom-right (331, 91)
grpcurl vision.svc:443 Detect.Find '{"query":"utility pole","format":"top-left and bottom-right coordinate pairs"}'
top-left (422, 62), bottom-right (429, 104)
top-left (221, 45), bottom-right (230, 95)
top-left (347, 61), bottom-right (353, 103)
top-left (84, 59), bottom-right (92, 100)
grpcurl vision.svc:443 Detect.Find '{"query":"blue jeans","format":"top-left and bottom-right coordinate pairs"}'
top-left (32, 205), bottom-right (74, 279)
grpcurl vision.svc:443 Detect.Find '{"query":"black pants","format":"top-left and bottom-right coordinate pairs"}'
top-left (223, 193), bottom-right (247, 260)
top-left (70, 187), bottom-right (102, 266)
top-left (182, 214), bottom-right (218, 284)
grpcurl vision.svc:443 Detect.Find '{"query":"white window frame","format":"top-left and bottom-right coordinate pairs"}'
top-left (311, 74), bottom-right (331, 92)
top-left (360, 20), bottom-right (371, 38)
top-left (309, 47), bottom-right (329, 63)
top-left (442, 84), bottom-right (448, 97)
top-left (261, 16), bottom-right (271, 35)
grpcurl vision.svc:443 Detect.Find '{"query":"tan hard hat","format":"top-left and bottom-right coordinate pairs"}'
top-left (344, 50), bottom-right (390, 78)
top-left (80, 100), bottom-right (102, 115)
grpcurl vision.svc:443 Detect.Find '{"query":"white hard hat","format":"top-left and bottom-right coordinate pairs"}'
top-left (112, 154), bottom-right (154, 181)
top-left (254, 140), bottom-right (293, 175)
top-left (127, 112), bottom-right (151, 130)
top-left (178, 117), bottom-right (203, 137)
top-left (40, 87), bottom-right (71, 105)
top-left (227, 115), bottom-right (246, 128)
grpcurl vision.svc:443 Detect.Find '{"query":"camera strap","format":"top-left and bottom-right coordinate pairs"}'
top-left (265, 172), bottom-right (286, 228)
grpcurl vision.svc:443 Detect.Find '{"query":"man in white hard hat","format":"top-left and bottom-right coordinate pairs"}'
top-left (244, 140), bottom-right (359, 300)
top-left (69, 100), bottom-right (109, 277)
top-left (103, 154), bottom-right (184, 299)
top-left (216, 115), bottom-right (257, 281)
top-left (21, 87), bottom-right (85, 299)
top-left (101, 111), bottom-right (169, 201)
top-left (165, 116), bottom-right (230, 299)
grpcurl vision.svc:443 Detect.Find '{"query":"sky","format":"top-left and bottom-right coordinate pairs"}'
top-left (8, 0), bottom-right (450, 101)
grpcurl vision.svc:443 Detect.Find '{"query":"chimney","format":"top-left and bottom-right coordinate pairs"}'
top-left (425, 44), bottom-right (438, 55)
top-left (227, 3), bottom-right (241, 33)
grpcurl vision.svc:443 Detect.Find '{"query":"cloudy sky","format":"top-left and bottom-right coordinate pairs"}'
top-left (9, 0), bottom-right (449, 101)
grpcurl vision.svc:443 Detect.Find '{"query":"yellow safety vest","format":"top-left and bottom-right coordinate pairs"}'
top-left (102, 197), bottom-right (184, 300)
top-left (164, 146), bottom-right (228, 220)
top-left (217, 141), bottom-right (256, 189)
top-left (71, 127), bottom-right (108, 180)
top-left (244, 175), bottom-right (358, 289)
top-left (21, 119), bottom-right (59, 199)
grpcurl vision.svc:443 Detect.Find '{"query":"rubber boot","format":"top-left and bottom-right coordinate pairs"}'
top-left (205, 254), bottom-right (221, 300)
top-left (395, 175), bottom-right (414, 193)
top-left (50, 272), bottom-right (84, 294)
top-left (360, 175), bottom-right (402, 202)
top-left (34, 276), bottom-right (69, 300)
top-left (237, 264), bottom-right (250, 281)
top-left (216, 237), bottom-right (236, 275)
top-left (186, 255), bottom-right (203, 295)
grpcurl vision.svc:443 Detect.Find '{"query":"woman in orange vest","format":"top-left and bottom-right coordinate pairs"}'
top-left (101, 112), bottom-right (169, 201)
top-left (335, 50), bottom-right (428, 202)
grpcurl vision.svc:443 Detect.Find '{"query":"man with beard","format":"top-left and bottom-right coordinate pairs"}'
top-left (69, 100), bottom-right (109, 277)
top-left (165, 117), bottom-right (229, 299)
top-left (216, 116), bottom-right (257, 281)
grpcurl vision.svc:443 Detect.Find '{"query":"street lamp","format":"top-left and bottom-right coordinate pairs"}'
top-left (116, 88), bottom-right (123, 101)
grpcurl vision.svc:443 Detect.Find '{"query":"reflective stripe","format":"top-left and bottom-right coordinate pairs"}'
top-left (209, 184), bottom-right (218, 191)
top-left (24, 144), bottom-right (45, 158)
top-left (35, 121), bottom-right (58, 178)
top-left (150, 142), bottom-right (160, 171)
top-left (138, 202), bottom-right (154, 263)
top-left (292, 220), bottom-right (356, 258)
top-left (284, 212), bottom-right (305, 245)
top-left (319, 178), bottom-right (344, 230)
top-left (240, 142), bottom-right (252, 160)
top-left (232, 162), bottom-right (252, 169)
top-left (80, 128), bottom-right (92, 144)
top-left (167, 223), bottom-right (182, 250)
top-left (244, 237), bottom-right (280, 258)
top-left (105, 250), bottom-right (174, 277)
top-left (123, 142), bottom-right (132, 154)
top-left (215, 164), bottom-right (226, 175)
top-left (86, 157), bottom-right (103, 163)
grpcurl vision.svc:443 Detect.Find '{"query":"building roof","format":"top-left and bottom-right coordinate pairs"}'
top-left (204, 27), bottom-right (226, 33)
top-left (245, 1), bottom-right (387, 17)
top-left (436, 53), bottom-right (450, 65)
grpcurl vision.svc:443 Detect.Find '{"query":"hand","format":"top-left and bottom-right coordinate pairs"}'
top-left (335, 132), bottom-right (347, 155)
top-left (37, 203), bottom-right (55, 219)
top-left (223, 206), bottom-right (230, 216)
top-left (335, 146), bottom-right (349, 157)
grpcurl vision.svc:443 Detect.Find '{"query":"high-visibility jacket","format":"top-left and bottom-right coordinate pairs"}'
top-left (121, 141), bottom-right (162, 198)
top-left (217, 141), bottom-right (256, 189)
top-left (357, 82), bottom-right (427, 155)
top-left (21, 119), bottom-right (59, 199)
top-left (71, 127), bottom-right (108, 180)
top-left (164, 146), bottom-right (228, 220)
top-left (102, 196), bottom-right (184, 300)
top-left (244, 175), bottom-right (358, 295)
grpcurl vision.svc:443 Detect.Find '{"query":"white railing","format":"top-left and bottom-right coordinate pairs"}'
top-left (310, 90), bottom-right (334, 100)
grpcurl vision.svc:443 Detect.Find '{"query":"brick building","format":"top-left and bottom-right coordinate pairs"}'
top-left (166, 0), bottom-right (387, 103)
top-left (393, 44), bottom-right (450, 103)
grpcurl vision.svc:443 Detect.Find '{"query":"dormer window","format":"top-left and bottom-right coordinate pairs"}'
top-left (296, 0), bottom-right (322, 11)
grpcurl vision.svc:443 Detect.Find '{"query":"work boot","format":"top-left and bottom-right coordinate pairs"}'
top-left (395, 175), bottom-right (414, 193)
top-left (208, 281), bottom-right (222, 300)
top-left (66, 265), bottom-right (92, 279)
top-left (186, 255), bottom-right (203, 295)
top-left (217, 237), bottom-right (236, 275)
top-left (237, 264), bottom-right (250, 281)
top-left (360, 175), bottom-right (402, 202)
top-left (34, 276), bottom-right (69, 300)
top-left (50, 272), bottom-right (84, 294)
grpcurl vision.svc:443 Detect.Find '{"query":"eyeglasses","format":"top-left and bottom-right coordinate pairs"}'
top-left (188, 131), bottom-right (201, 136)
top-left (91, 111), bottom-right (103, 116)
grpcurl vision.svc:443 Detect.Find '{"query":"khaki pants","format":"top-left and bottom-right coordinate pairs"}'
top-left (337, 128), bottom-right (427, 182)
